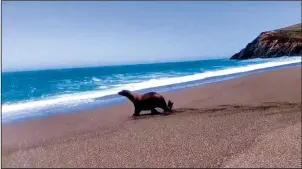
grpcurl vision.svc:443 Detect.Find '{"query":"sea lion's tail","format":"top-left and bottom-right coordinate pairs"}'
top-left (167, 100), bottom-right (174, 111)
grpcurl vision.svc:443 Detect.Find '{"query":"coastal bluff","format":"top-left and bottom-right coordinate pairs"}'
top-left (230, 23), bottom-right (302, 60)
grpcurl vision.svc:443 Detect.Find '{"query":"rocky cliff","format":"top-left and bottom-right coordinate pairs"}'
top-left (230, 23), bottom-right (302, 60)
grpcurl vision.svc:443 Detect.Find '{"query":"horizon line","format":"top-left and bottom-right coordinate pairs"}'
top-left (2, 56), bottom-right (230, 73)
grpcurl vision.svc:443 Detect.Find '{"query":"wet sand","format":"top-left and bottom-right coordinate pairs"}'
top-left (2, 66), bottom-right (301, 168)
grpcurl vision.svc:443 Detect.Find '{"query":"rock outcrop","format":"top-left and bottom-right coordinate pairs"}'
top-left (230, 23), bottom-right (302, 60)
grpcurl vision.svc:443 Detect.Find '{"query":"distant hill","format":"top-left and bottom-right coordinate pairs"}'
top-left (230, 23), bottom-right (302, 60)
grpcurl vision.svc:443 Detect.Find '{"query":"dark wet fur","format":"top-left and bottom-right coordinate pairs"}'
top-left (118, 90), bottom-right (174, 116)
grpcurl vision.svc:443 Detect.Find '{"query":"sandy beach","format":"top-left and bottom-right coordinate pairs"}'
top-left (2, 66), bottom-right (301, 168)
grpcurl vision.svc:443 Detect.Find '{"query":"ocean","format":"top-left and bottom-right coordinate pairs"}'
top-left (2, 56), bottom-right (301, 123)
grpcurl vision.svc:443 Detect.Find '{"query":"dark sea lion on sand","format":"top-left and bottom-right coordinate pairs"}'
top-left (118, 90), bottom-right (174, 116)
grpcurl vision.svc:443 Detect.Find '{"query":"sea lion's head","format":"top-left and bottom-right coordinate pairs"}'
top-left (168, 100), bottom-right (174, 110)
top-left (118, 90), bottom-right (131, 97)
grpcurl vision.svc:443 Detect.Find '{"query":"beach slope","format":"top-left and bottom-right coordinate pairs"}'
top-left (2, 66), bottom-right (301, 168)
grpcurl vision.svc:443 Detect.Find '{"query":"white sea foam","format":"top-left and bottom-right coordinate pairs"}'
top-left (2, 57), bottom-right (301, 119)
top-left (92, 77), bottom-right (101, 82)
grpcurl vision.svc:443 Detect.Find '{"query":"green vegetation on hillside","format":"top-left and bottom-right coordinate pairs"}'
top-left (280, 23), bottom-right (301, 31)
top-left (263, 23), bottom-right (302, 41)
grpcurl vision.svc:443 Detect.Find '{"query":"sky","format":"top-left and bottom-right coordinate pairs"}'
top-left (2, 1), bottom-right (301, 71)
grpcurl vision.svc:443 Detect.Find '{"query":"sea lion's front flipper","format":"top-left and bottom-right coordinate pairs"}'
top-left (133, 107), bottom-right (141, 116)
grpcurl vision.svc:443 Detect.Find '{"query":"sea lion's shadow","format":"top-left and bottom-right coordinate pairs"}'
top-left (129, 108), bottom-right (196, 120)
top-left (128, 110), bottom-right (174, 120)
top-left (129, 107), bottom-right (232, 120)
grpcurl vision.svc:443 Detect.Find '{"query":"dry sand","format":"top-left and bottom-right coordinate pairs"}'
top-left (2, 66), bottom-right (301, 168)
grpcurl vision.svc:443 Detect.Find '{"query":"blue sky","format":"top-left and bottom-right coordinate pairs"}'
top-left (2, 1), bottom-right (301, 71)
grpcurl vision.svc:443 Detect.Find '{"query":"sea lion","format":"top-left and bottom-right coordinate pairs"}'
top-left (118, 90), bottom-right (174, 116)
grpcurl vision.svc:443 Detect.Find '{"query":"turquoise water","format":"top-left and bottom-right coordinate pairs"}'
top-left (2, 57), bottom-right (301, 123)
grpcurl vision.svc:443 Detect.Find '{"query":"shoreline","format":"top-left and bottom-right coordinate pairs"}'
top-left (2, 61), bottom-right (301, 124)
top-left (2, 66), bottom-right (301, 168)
